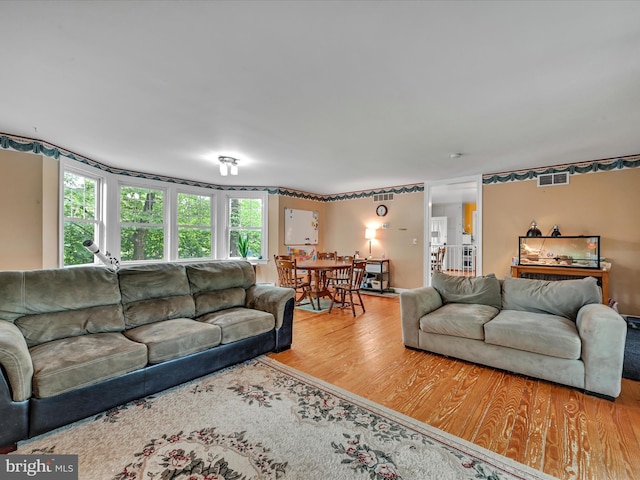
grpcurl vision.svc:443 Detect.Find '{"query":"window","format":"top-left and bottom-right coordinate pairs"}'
top-left (60, 161), bottom-right (269, 266)
top-left (63, 170), bottom-right (100, 266)
top-left (177, 192), bottom-right (213, 259)
top-left (228, 195), bottom-right (265, 259)
top-left (119, 185), bottom-right (165, 261)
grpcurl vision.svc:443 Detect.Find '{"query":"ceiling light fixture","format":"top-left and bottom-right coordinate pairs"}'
top-left (449, 153), bottom-right (463, 159)
top-left (218, 156), bottom-right (239, 176)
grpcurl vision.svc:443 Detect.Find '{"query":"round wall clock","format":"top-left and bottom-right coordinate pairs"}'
top-left (376, 204), bottom-right (388, 217)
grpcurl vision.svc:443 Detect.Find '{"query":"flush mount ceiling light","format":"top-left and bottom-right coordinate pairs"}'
top-left (449, 153), bottom-right (463, 159)
top-left (218, 156), bottom-right (239, 176)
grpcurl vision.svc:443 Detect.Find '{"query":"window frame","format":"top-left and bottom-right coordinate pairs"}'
top-left (172, 186), bottom-right (217, 260)
top-left (59, 160), bottom-right (106, 267)
top-left (60, 160), bottom-right (268, 266)
top-left (116, 178), bottom-right (169, 264)
top-left (222, 191), bottom-right (268, 260)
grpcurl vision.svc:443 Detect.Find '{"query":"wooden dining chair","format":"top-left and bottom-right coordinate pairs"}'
top-left (326, 260), bottom-right (352, 293)
top-left (329, 259), bottom-right (367, 316)
top-left (314, 251), bottom-right (336, 289)
top-left (275, 259), bottom-right (315, 310)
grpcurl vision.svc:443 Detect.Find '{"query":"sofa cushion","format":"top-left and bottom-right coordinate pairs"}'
top-left (16, 305), bottom-right (125, 347)
top-left (124, 318), bottom-right (222, 364)
top-left (187, 261), bottom-right (255, 293)
top-left (502, 276), bottom-right (601, 321)
top-left (0, 267), bottom-right (124, 346)
top-left (431, 272), bottom-right (502, 309)
top-left (29, 333), bottom-right (148, 398)
top-left (484, 310), bottom-right (582, 360)
top-left (420, 303), bottom-right (500, 340)
top-left (118, 263), bottom-right (192, 303)
top-left (0, 267), bottom-right (122, 323)
top-left (193, 288), bottom-right (246, 316)
top-left (118, 264), bottom-right (196, 328)
top-left (198, 307), bottom-right (275, 344)
top-left (123, 295), bottom-right (196, 329)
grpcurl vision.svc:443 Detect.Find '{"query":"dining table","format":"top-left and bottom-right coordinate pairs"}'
top-left (296, 258), bottom-right (352, 307)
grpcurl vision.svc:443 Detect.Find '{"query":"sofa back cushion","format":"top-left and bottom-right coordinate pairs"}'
top-left (501, 276), bottom-right (601, 321)
top-left (0, 267), bottom-right (124, 347)
top-left (118, 263), bottom-right (195, 328)
top-left (187, 261), bottom-right (255, 316)
top-left (431, 271), bottom-right (502, 309)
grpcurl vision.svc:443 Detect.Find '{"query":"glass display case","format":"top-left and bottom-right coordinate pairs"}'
top-left (518, 236), bottom-right (600, 269)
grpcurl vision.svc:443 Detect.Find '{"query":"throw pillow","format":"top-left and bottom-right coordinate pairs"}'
top-left (431, 271), bottom-right (502, 309)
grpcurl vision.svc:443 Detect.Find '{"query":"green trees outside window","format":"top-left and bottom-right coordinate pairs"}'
top-left (177, 192), bottom-right (213, 259)
top-left (120, 186), bottom-right (164, 261)
top-left (229, 198), bottom-right (262, 258)
top-left (63, 172), bottom-right (98, 266)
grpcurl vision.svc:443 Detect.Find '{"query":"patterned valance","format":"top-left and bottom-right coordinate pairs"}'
top-left (4, 131), bottom-right (637, 197)
top-left (0, 132), bottom-right (421, 201)
top-left (483, 155), bottom-right (640, 184)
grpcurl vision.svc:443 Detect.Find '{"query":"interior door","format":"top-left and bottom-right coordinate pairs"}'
top-left (430, 217), bottom-right (447, 246)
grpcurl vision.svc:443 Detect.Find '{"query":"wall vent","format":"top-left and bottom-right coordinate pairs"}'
top-left (373, 193), bottom-right (394, 202)
top-left (537, 172), bottom-right (569, 187)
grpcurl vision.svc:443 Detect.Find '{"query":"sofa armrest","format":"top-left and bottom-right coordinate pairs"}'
top-left (400, 287), bottom-right (443, 348)
top-left (246, 285), bottom-right (295, 329)
top-left (0, 321), bottom-right (34, 402)
top-left (576, 304), bottom-right (627, 398)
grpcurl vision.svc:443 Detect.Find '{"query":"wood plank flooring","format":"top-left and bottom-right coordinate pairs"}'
top-left (269, 295), bottom-right (640, 480)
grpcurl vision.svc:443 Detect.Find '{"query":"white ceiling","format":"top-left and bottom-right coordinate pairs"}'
top-left (2, 1), bottom-right (640, 195)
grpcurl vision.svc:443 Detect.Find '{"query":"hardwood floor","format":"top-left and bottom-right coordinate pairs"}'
top-left (269, 295), bottom-right (640, 480)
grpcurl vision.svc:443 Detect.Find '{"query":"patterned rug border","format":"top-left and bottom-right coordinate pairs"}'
top-left (258, 356), bottom-right (558, 480)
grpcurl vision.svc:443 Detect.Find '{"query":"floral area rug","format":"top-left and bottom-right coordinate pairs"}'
top-left (15, 357), bottom-right (557, 480)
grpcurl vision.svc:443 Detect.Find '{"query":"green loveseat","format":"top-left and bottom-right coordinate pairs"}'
top-left (0, 261), bottom-right (295, 450)
top-left (400, 272), bottom-right (627, 399)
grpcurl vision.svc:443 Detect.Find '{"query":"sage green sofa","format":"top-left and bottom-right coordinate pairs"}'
top-left (0, 261), bottom-right (295, 450)
top-left (400, 272), bottom-right (627, 399)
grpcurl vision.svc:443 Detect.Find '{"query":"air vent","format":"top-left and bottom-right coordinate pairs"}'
top-left (373, 193), bottom-right (394, 202)
top-left (537, 172), bottom-right (569, 187)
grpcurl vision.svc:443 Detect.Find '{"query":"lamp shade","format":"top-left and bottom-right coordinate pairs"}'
top-left (526, 220), bottom-right (542, 237)
top-left (365, 228), bottom-right (376, 240)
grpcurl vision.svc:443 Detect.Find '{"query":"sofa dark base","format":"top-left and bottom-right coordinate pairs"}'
top-left (584, 390), bottom-right (615, 402)
top-left (1, 297), bottom-right (294, 450)
top-left (274, 298), bottom-right (294, 352)
top-left (0, 366), bottom-right (29, 448)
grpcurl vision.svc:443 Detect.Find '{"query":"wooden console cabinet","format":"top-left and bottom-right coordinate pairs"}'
top-left (511, 265), bottom-right (609, 304)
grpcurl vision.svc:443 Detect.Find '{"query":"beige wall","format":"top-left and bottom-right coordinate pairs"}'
top-left (0, 150), bottom-right (58, 270)
top-left (262, 191), bottom-right (425, 291)
top-left (323, 192), bottom-right (425, 290)
top-left (483, 167), bottom-right (640, 314)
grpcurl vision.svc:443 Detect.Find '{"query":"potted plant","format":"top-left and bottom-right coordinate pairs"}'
top-left (237, 233), bottom-right (250, 260)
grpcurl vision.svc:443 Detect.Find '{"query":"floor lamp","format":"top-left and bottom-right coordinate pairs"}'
top-left (365, 228), bottom-right (376, 259)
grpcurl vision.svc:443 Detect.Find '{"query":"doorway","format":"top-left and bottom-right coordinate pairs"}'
top-left (424, 175), bottom-right (482, 286)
